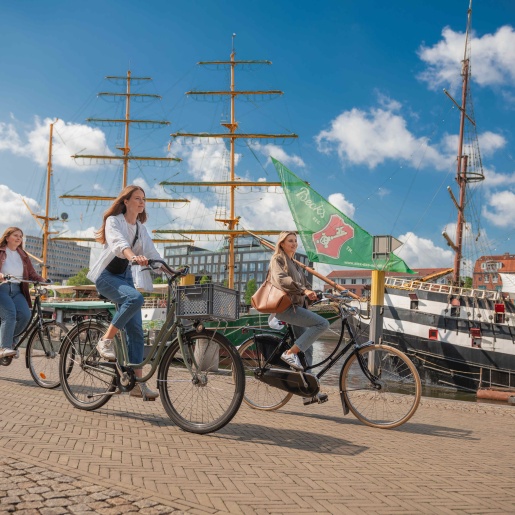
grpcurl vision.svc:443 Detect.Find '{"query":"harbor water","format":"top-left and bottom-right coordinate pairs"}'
top-left (312, 338), bottom-right (483, 404)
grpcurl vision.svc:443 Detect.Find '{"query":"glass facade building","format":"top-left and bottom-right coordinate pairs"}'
top-left (164, 237), bottom-right (313, 298)
top-left (24, 236), bottom-right (91, 284)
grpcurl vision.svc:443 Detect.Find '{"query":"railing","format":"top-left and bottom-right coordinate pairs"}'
top-left (385, 277), bottom-right (502, 300)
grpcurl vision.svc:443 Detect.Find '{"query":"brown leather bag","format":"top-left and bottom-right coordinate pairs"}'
top-left (251, 276), bottom-right (292, 314)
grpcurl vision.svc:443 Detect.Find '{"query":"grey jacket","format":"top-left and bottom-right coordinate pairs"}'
top-left (269, 253), bottom-right (308, 307)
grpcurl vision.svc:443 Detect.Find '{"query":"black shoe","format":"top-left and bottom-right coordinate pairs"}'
top-left (303, 392), bottom-right (328, 406)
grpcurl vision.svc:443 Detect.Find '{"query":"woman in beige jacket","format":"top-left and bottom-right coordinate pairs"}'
top-left (269, 231), bottom-right (329, 405)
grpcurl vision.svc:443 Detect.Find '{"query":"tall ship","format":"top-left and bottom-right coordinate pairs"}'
top-left (351, 1), bottom-right (515, 392)
top-left (43, 43), bottom-right (339, 337)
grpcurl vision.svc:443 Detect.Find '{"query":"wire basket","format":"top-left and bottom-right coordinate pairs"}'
top-left (175, 284), bottom-right (240, 321)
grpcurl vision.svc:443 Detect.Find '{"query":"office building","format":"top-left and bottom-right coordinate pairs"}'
top-left (24, 236), bottom-right (91, 284)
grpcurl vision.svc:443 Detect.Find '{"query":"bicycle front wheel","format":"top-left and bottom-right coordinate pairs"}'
top-left (340, 344), bottom-right (421, 429)
top-left (27, 321), bottom-right (68, 388)
top-left (59, 320), bottom-right (116, 410)
top-left (238, 335), bottom-right (293, 410)
top-left (158, 330), bottom-right (245, 434)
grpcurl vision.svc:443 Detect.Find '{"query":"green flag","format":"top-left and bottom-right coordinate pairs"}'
top-left (272, 158), bottom-right (414, 273)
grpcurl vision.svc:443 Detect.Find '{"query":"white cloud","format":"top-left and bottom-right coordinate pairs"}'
top-left (418, 26), bottom-right (515, 90)
top-left (483, 190), bottom-right (515, 227)
top-left (170, 138), bottom-right (239, 182)
top-left (482, 168), bottom-right (515, 188)
top-left (315, 101), bottom-right (445, 169)
top-left (250, 143), bottom-right (305, 168)
top-left (0, 117), bottom-right (112, 170)
top-left (0, 185), bottom-right (40, 228)
top-left (327, 193), bottom-right (355, 219)
top-left (395, 231), bottom-right (454, 268)
top-left (315, 96), bottom-right (505, 172)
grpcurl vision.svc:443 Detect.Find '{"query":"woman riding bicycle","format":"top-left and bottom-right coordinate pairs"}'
top-left (269, 231), bottom-right (330, 405)
top-left (0, 227), bottom-right (47, 359)
top-left (87, 185), bottom-right (163, 400)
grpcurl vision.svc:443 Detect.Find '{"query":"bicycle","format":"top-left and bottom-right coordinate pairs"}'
top-left (58, 259), bottom-right (245, 434)
top-left (0, 276), bottom-right (68, 388)
top-left (238, 293), bottom-right (421, 429)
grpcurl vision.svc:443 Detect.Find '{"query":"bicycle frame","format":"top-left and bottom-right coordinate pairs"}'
top-left (78, 264), bottom-right (216, 387)
top-left (251, 300), bottom-right (377, 384)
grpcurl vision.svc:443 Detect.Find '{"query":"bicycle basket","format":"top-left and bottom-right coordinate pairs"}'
top-left (176, 284), bottom-right (240, 321)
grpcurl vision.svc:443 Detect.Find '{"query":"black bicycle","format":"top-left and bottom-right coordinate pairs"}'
top-left (0, 277), bottom-right (68, 388)
top-left (238, 293), bottom-right (421, 429)
top-left (59, 259), bottom-right (245, 435)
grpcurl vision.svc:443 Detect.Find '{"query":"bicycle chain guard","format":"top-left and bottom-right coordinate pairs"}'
top-left (116, 366), bottom-right (136, 392)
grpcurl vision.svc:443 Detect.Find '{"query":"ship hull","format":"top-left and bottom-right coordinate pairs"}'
top-left (350, 286), bottom-right (515, 391)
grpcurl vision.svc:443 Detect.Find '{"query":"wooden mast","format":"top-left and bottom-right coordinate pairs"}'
top-left (162, 36), bottom-right (298, 288)
top-left (442, 0), bottom-right (483, 286)
top-left (53, 71), bottom-right (191, 245)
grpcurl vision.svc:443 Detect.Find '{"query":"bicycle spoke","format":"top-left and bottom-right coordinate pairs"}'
top-left (341, 345), bottom-right (421, 429)
top-left (27, 322), bottom-right (67, 388)
top-left (158, 331), bottom-right (244, 434)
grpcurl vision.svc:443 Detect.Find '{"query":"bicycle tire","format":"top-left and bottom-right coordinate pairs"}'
top-left (158, 330), bottom-right (245, 434)
top-left (59, 320), bottom-right (116, 410)
top-left (26, 321), bottom-right (68, 389)
top-left (340, 344), bottom-right (421, 429)
top-left (238, 335), bottom-right (293, 410)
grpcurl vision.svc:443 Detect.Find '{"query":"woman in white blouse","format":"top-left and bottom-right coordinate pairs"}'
top-left (0, 227), bottom-right (46, 358)
top-left (87, 185), bottom-right (162, 400)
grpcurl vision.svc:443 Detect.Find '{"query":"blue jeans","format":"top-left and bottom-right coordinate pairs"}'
top-left (276, 305), bottom-right (329, 368)
top-left (96, 267), bottom-right (144, 365)
top-left (0, 282), bottom-right (31, 349)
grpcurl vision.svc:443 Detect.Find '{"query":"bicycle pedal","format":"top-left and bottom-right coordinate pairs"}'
top-left (142, 396), bottom-right (157, 402)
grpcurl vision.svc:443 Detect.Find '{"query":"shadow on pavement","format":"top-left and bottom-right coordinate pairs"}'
top-left (214, 423), bottom-right (368, 456)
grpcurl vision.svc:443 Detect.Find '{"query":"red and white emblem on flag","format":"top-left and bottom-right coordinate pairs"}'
top-left (312, 214), bottom-right (354, 259)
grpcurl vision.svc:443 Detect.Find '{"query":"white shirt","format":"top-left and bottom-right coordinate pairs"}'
top-left (3, 248), bottom-right (23, 282)
top-left (87, 214), bottom-right (162, 292)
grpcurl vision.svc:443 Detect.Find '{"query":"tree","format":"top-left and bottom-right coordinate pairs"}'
top-left (200, 275), bottom-right (210, 285)
top-left (244, 278), bottom-right (258, 305)
top-left (66, 268), bottom-right (93, 286)
top-left (462, 276), bottom-right (473, 288)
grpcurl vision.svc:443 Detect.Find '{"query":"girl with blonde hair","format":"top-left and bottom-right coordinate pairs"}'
top-left (268, 231), bottom-right (329, 405)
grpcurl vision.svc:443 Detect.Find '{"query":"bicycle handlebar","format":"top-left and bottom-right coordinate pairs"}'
top-left (144, 259), bottom-right (190, 279)
top-left (1, 275), bottom-right (52, 285)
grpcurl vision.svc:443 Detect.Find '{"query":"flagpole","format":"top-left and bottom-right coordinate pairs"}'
top-left (244, 229), bottom-right (363, 301)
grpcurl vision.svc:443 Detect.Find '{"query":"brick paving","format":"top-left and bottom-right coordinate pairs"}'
top-left (0, 354), bottom-right (514, 514)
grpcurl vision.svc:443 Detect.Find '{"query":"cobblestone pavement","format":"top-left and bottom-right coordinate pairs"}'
top-left (1, 354), bottom-right (514, 514)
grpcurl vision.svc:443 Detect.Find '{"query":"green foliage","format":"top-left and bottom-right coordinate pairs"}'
top-left (153, 276), bottom-right (165, 284)
top-left (244, 278), bottom-right (258, 305)
top-left (200, 275), bottom-right (210, 285)
top-left (66, 268), bottom-right (93, 286)
top-left (462, 276), bottom-right (473, 288)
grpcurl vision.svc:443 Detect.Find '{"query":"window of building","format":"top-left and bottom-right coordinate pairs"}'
top-left (492, 274), bottom-right (498, 283)
top-left (351, 279), bottom-right (357, 285)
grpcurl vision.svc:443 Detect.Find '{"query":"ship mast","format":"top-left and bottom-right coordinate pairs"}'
top-left (159, 37), bottom-right (298, 288)
top-left (22, 120), bottom-right (59, 279)
top-left (54, 70), bottom-right (192, 245)
top-left (441, 0), bottom-right (484, 285)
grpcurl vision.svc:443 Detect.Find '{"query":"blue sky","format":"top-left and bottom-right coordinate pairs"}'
top-left (1, 0), bottom-right (515, 280)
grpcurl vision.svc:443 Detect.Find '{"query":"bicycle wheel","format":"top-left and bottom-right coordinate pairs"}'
top-left (340, 344), bottom-right (421, 429)
top-left (59, 320), bottom-right (116, 410)
top-left (158, 330), bottom-right (245, 434)
top-left (238, 335), bottom-right (293, 410)
top-left (27, 321), bottom-right (68, 388)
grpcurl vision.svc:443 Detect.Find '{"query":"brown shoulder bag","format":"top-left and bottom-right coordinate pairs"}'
top-left (251, 273), bottom-right (292, 314)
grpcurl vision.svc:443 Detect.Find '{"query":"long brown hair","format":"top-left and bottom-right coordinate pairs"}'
top-left (0, 227), bottom-right (24, 249)
top-left (272, 231), bottom-right (298, 265)
top-left (94, 185), bottom-right (147, 244)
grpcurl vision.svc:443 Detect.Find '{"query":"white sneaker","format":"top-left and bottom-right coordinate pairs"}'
top-left (0, 348), bottom-right (17, 358)
top-left (97, 339), bottom-right (116, 361)
top-left (280, 351), bottom-right (304, 371)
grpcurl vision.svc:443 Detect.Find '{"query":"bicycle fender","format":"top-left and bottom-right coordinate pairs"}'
top-left (339, 390), bottom-right (350, 416)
